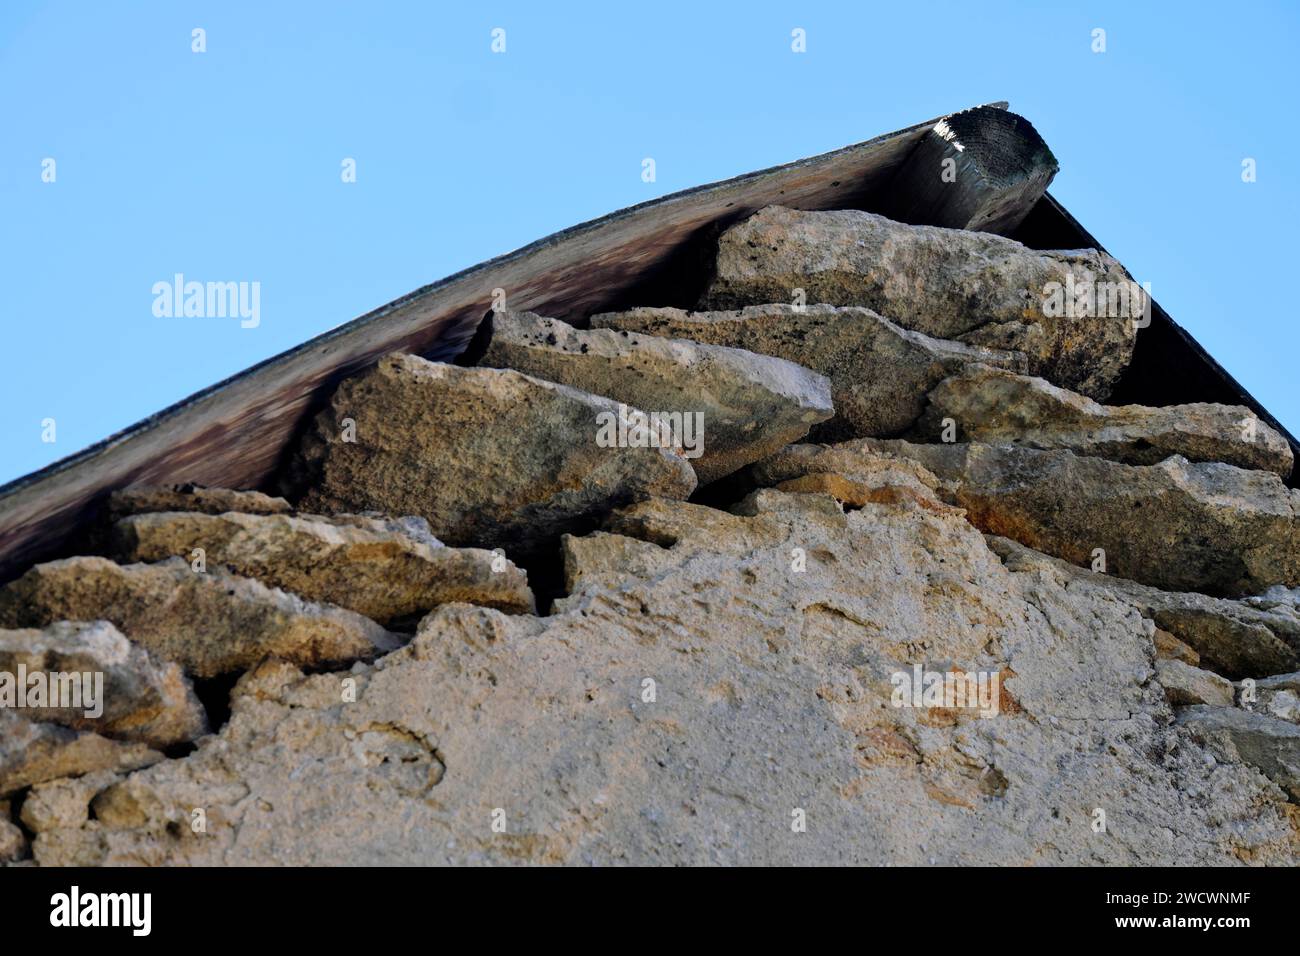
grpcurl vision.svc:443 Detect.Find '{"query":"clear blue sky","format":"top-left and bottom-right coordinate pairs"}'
top-left (2, 1), bottom-right (1296, 486)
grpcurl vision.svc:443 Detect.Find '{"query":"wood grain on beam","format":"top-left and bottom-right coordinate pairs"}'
top-left (879, 104), bottom-right (1058, 233)
top-left (0, 107), bottom-right (955, 581)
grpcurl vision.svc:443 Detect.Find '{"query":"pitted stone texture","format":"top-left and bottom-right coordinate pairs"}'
top-left (1177, 707), bottom-right (1300, 801)
top-left (28, 492), bottom-right (1298, 865)
top-left (0, 805), bottom-right (24, 863)
top-left (108, 485), bottom-right (292, 521)
top-left (0, 556), bottom-right (400, 678)
top-left (988, 537), bottom-right (1300, 680)
top-left (113, 510), bottom-right (535, 626)
top-left (0, 620), bottom-right (206, 748)
top-left (0, 709), bottom-right (160, 797)
top-left (1245, 673), bottom-right (1300, 725)
top-left (21, 770), bottom-right (121, 834)
top-left (1156, 659), bottom-right (1234, 707)
top-left (287, 354), bottom-right (696, 554)
top-left (700, 205), bottom-right (1139, 398)
top-left (914, 364), bottom-right (1293, 477)
top-left (842, 438), bottom-right (1300, 597)
top-left (591, 303), bottom-right (1026, 442)
top-left (480, 311), bottom-right (833, 483)
top-left (751, 441), bottom-right (1300, 677)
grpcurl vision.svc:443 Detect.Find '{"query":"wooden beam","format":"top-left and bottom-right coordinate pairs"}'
top-left (878, 104), bottom-right (1058, 234)
top-left (0, 107), bottom-right (953, 582)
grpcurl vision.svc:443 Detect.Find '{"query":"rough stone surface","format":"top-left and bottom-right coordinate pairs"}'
top-left (1246, 672), bottom-right (1300, 725)
top-left (0, 556), bottom-right (401, 678)
top-left (4, 196), bottom-right (1297, 869)
top-left (914, 364), bottom-right (1294, 477)
top-left (26, 491), bottom-right (1298, 865)
top-left (113, 509), bottom-right (536, 627)
top-left (0, 620), bottom-right (206, 748)
top-left (480, 310), bottom-right (834, 483)
top-left (109, 484), bottom-right (292, 520)
top-left (838, 438), bottom-right (1300, 597)
top-left (1177, 706), bottom-right (1300, 801)
top-left (988, 536), bottom-right (1300, 680)
top-left (1153, 629), bottom-right (1201, 666)
top-left (752, 441), bottom-right (1300, 677)
top-left (21, 769), bottom-right (121, 833)
top-left (0, 709), bottom-right (160, 797)
top-left (0, 812), bottom-right (24, 863)
top-left (699, 205), bottom-right (1140, 398)
top-left (1156, 659), bottom-right (1234, 707)
top-left (590, 304), bottom-right (1026, 442)
top-left (287, 354), bottom-right (696, 554)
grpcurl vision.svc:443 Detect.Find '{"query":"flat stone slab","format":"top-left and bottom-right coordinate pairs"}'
top-left (0, 709), bottom-right (160, 797)
top-left (109, 484), bottom-right (293, 520)
top-left (0, 620), bottom-right (206, 749)
top-left (699, 205), bottom-right (1140, 399)
top-left (914, 364), bottom-right (1293, 477)
top-left (0, 556), bottom-right (401, 678)
top-left (988, 536), bottom-right (1300, 680)
top-left (1177, 706), bottom-right (1300, 801)
top-left (847, 438), bottom-right (1300, 598)
top-left (1156, 659), bottom-right (1234, 707)
top-left (286, 354), bottom-right (697, 554)
top-left (480, 310), bottom-right (832, 483)
top-left (113, 509), bottom-right (536, 627)
top-left (591, 303), bottom-right (1025, 442)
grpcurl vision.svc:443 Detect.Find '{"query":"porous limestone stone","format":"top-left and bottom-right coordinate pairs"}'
top-left (20, 769), bottom-right (121, 833)
top-left (0, 819), bottom-right (24, 863)
top-left (287, 354), bottom-right (696, 554)
top-left (699, 205), bottom-right (1140, 398)
top-left (913, 364), bottom-right (1293, 477)
top-left (752, 441), bottom-right (1300, 676)
top-left (989, 536), bottom-right (1299, 680)
top-left (108, 485), bottom-right (293, 520)
top-left (591, 303), bottom-right (1026, 442)
top-left (113, 510), bottom-right (536, 626)
top-left (1177, 706), bottom-right (1300, 801)
top-left (0, 709), bottom-right (160, 797)
top-left (833, 438), bottom-right (1300, 597)
top-left (1155, 659), bottom-right (1234, 707)
top-left (1153, 629), bottom-right (1200, 666)
top-left (25, 491), bottom-right (1299, 865)
top-left (0, 620), bottom-right (206, 748)
top-left (480, 311), bottom-right (834, 483)
top-left (0, 557), bottom-right (400, 678)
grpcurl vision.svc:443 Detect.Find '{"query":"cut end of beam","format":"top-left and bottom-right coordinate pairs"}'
top-left (880, 105), bottom-right (1059, 234)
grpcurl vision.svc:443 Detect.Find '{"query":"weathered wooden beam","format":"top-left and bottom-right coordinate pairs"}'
top-left (878, 104), bottom-right (1058, 233)
top-left (0, 106), bottom-right (953, 582)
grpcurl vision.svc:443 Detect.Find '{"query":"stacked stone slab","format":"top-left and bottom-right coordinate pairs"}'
top-left (3, 203), bottom-right (1299, 866)
top-left (478, 310), bottom-right (835, 482)
top-left (286, 354), bottom-right (698, 553)
top-left (0, 621), bottom-right (207, 796)
top-left (755, 438), bottom-right (1300, 597)
top-left (590, 304), bottom-right (1027, 442)
top-left (113, 509), bottom-right (536, 625)
top-left (698, 205), bottom-right (1142, 399)
top-left (0, 556), bottom-right (402, 678)
top-left (913, 364), bottom-right (1293, 477)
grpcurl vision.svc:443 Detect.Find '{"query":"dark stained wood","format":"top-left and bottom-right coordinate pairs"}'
top-left (0, 106), bottom-right (949, 581)
top-left (880, 104), bottom-right (1058, 233)
top-left (4, 103), bottom-right (1293, 582)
